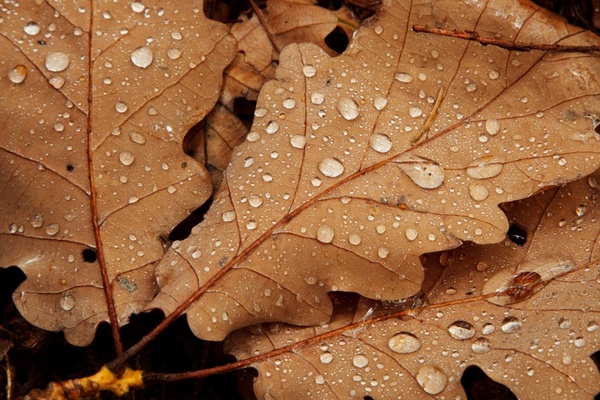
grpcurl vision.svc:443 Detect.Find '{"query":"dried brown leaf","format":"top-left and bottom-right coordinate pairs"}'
top-left (0, 1), bottom-right (235, 345)
top-left (151, 0), bottom-right (600, 342)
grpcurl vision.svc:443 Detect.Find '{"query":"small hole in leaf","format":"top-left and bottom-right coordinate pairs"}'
top-left (169, 199), bottom-right (214, 241)
top-left (66, 164), bottom-right (74, 172)
top-left (316, 0), bottom-right (342, 10)
top-left (233, 97), bottom-right (257, 123)
top-left (363, 397), bottom-right (375, 400)
top-left (507, 223), bottom-right (527, 246)
top-left (595, 124), bottom-right (600, 135)
top-left (37, 40), bottom-right (46, 45)
top-left (82, 248), bottom-right (97, 263)
top-left (461, 365), bottom-right (517, 400)
top-left (324, 26), bottom-right (349, 54)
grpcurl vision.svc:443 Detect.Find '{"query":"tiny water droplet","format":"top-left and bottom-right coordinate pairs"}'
top-left (378, 247), bottom-right (389, 259)
top-left (222, 211), bottom-right (236, 222)
top-left (45, 223), bottom-right (60, 236)
top-left (60, 291), bottom-right (76, 311)
top-left (388, 332), bottom-right (421, 354)
top-left (317, 225), bottom-right (335, 243)
top-left (311, 177), bottom-right (322, 187)
top-left (575, 204), bottom-right (588, 217)
top-left (416, 365), bottom-right (448, 395)
top-left (448, 320), bottom-right (476, 340)
top-left (30, 213), bottom-right (44, 228)
top-left (119, 151), bottom-right (135, 166)
top-left (501, 316), bottom-right (522, 333)
top-left (24, 21), bottom-right (41, 36)
top-left (369, 133), bottom-right (393, 154)
top-left (45, 52), bottom-right (70, 72)
top-left (246, 220), bottom-right (257, 230)
top-left (337, 97), bottom-right (359, 120)
top-left (8, 65), bottom-right (27, 84)
top-left (115, 101), bottom-right (128, 113)
top-left (131, 46), bottom-right (153, 68)
top-left (488, 70), bottom-right (500, 80)
top-left (318, 157), bottom-right (344, 178)
top-left (314, 375), bottom-right (325, 385)
top-left (348, 233), bottom-right (362, 245)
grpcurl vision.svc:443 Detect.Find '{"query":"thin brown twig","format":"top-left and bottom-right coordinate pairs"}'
top-left (412, 24), bottom-right (600, 52)
top-left (249, 0), bottom-right (284, 54)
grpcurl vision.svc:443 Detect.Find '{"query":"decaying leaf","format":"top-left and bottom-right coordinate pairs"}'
top-left (0, 1), bottom-right (236, 345)
top-left (226, 168), bottom-right (600, 399)
top-left (151, 0), bottom-right (600, 342)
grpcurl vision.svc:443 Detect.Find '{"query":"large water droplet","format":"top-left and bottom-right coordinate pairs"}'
top-left (222, 211), bottom-right (236, 222)
top-left (501, 316), bottom-right (522, 333)
top-left (319, 352), bottom-right (333, 364)
top-left (311, 92), bottom-right (325, 105)
top-left (317, 225), bottom-right (335, 243)
top-left (302, 65), bottom-right (316, 77)
top-left (8, 65), bottom-right (27, 84)
top-left (45, 52), bottom-right (70, 72)
top-left (396, 154), bottom-right (445, 189)
top-left (115, 102), bottom-right (128, 113)
top-left (348, 233), bottom-right (362, 245)
top-left (405, 228), bottom-right (418, 241)
top-left (249, 195), bottom-right (263, 208)
top-left (266, 121), bottom-right (279, 134)
top-left (60, 291), bottom-right (76, 311)
top-left (485, 119), bottom-right (500, 136)
top-left (290, 135), bottom-right (306, 149)
top-left (337, 97), bottom-right (359, 120)
top-left (131, 46), bottom-right (153, 68)
top-left (395, 72), bottom-right (413, 83)
top-left (416, 365), bottom-right (448, 395)
top-left (318, 157), bottom-right (344, 178)
top-left (352, 354), bottom-right (369, 368)
top-left (388, 332), bottom-right (421, 354)
top-left (471, 337), bottom-right (492, 353)
top-left (374, 96), bottom-right (388, 110)
top-left (45, 223), bottom-right (60, 236)
top-left (30, 213), bottom-right (44, 228)
top-left (282, 98), bottom-right (296, 109)
top-left (24, 21), bottom-right (41, 36)
top-left (466, 156), bottom-right (504, 179)
top-left (369, 133), bottom-right (393, 154)
top-left (119, 151), bottom-right (135, 166)
top-left (448, 320), bottom-right (476, 340)
top-left (129, 131), bottom-right (146, 145)
top-left (409, 107), bottom-right (423, 118)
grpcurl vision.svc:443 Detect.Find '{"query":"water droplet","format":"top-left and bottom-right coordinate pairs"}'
top-left (49, 76), bottom-right (65, 89)
top-left (409, 107), bottom-right (423, 118)
top-left (337, 97), bottom-right (359, 120)
top-left (482, 323), bottom-right (495, 335)
top-left (373, 96), bottom-right (388, 110)
top-left (317, 225), bottom-right (335, 243)
top-left (129, 131), bottom-right (146, 144)
top-left (369, 133), bottom-right (392, 154)
top-left (469, 184), bottom-right (489, 201)
top-left (8, 65), bottom-right (27, 84)
top-left (171, 30), bottom-right (183, 40)
top-left (247, 131), bottom-right (260, 142)
top-left (115, 102), bottom-right (128, 113)
top-left (222, 211), bottom-right (236, 222)
top-left (488, 70), bottom-right (500, 80)
top-left (405, 228), bottom-right (418, 241)
top-left (396, 154), bottom-right (445, 189)
top-left (290, 135), bottom-right (306, 149)
top-left (24, 21), bottom-right (41, 36)
top-left (249, 195), bottom-right (263, 208)
top-left (119, 151), bottom-right (135, 166)
top-left (131, 2), bottom-right (145, 12)
top-left (471, 337), bottom-right (492, 353)
top-left (448, 321), bottom-right (476, 340)
top-left (262, 173), bottom-right (273, 182)
top-left (388, 332), bottom-right (421, 354)
top-left (315, 375), bottom-right (325, 385)
top-left (60, 291), bottom-right (75, 311)
top-left (45, 52), bottom-right (70, 72)
top-left (302, 65), bottom-right (316, 77)
top-left (191, 250), bottom-right (201, 259)
top-left (45, 223), bottom-right (60, 236)
top-left (466, 156), bottom-right (504, 179)
top-left (131, 46), bottom-right (153, 68)
top-left (318, 157), bottom-right (344, 178)
top-left (310, 92), bottom-right (325, 105)
top-left (501, 316), bottom-right (522, 333)
top-left (246, 220), bottom-right (257, 230)
top-left (348, 234), bottom-right (362, 245)
top-left (320, 352), bottom-right (334, 364)
top-left (416, 365), bottom-right (448, 395)
top-left (575, 337), bottom-right (586, 347)
top-left (485, 119), bottom-right (500, 135)
top-left (266, 121), bottom-right (279, 134)
top-left (311, 177), bottom-right (322, 187)
top-left (30, 213), bottom-right (44, 228)
top-left (167, 48), bottom-right (182, 60)
top-left (282, 98), bottom-right (296, 109)
top-left (575, 204), bottom-right (588, 217)
top-left (395, 72), bottom-right (413, 83)
top-left (378, 247), bottom-right (389, 259)
top-left (352, 354), bottom-right (369, 368)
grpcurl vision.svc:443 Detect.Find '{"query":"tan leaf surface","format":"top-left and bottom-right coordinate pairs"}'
top-left (227, 169), bottom-right (600, 399)
top-left (151, 0), bottom-right (600, 342)
top-left (0, 1), bottom-right (235, 345)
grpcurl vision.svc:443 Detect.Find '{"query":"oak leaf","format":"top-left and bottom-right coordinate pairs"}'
top-left (226, 169), bottom-right (600, 399)
top-left (150, 0), bottom-right (600, 342)
top-left (0, 0), bottom-right (235, 345)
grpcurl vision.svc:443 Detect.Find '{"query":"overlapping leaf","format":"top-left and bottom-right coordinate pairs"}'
top-left (227, 169), bottom-right (600, 399)
top-left (0, 0), bottom-right (235, 345)
top-left (150, 0), bottom-right (600, 341)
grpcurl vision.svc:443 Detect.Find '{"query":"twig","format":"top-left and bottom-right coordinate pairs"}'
top-left (412, 24), bottom-right (600, 52)
top-left (412, 86), bottom-right (445, 145)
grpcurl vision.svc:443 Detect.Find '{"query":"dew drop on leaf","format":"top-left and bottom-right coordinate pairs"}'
top-left (337, 97), bottom-right (359, 120)
top-left (115, 101), bottom-right (128, 113)
top-left (282, 98), bottom-right (296, 109)
top-left (447, 320), bottom-right (476, 340)
top-left (501, 316), bottom-right (522, 333)
top-left (45, 223), bottom-right (60, 236)
top-left (471, 337), bottom-right (492, 354)
top-left (8, 65), bottom-right (27, 84)
top-left (290, 135), bottom-right (306, 149)
top-left (45, 52), bottom-right (70, 72)
top-left (129, 131), bottom-right (146, 145)
top-left (316, 225), bottom-right (335, 243)
top-left (23, 21), bottom-right (41, 36)
top-left (319, 352), bottom-right (334, 364)
top-left (348, 233), bottom-right (361, 246)
top-left (373, 96), bottom-right (387, 110)
top-left (416, 365), bottom-right (448, 395)
top-left (119, 151), bottom-right (135, 166)
top-left (302, 65), bottom-right (316, 77)
top-left (388, 332), bottom-right (421, 354)
top-left (409, 107), bottom-right (423, 118)
top-left (405, 228), bottom-right (418, 241)
top-left (131, 46), bottom-right (153, 68)
top-left (265, 121), bottom-right (279, 134)
top-left (310, 92), bottom-right (325, 105)
top-left (222, 211), bottom-right (236, 222)
top-left (485, 119), bottom-right (500, 136)
top-left (369, 133), bottom-right (392, 154)
top-left (469, 184), bottom-right (489, 201)
top-left (482, 323), bottom-right (495, 335)
top-left (395, 72), bottom-right (413, 83)
top-left (49, 76), bottom-right (65, 89)
top-left (352, 354), bottom-right (369, 368)
top-left (318, 157), bottom-right (344, 178)
top-left (60, 291), bottom-right (76, 311)
top-left (30, 213), bottom-right (44, 228)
